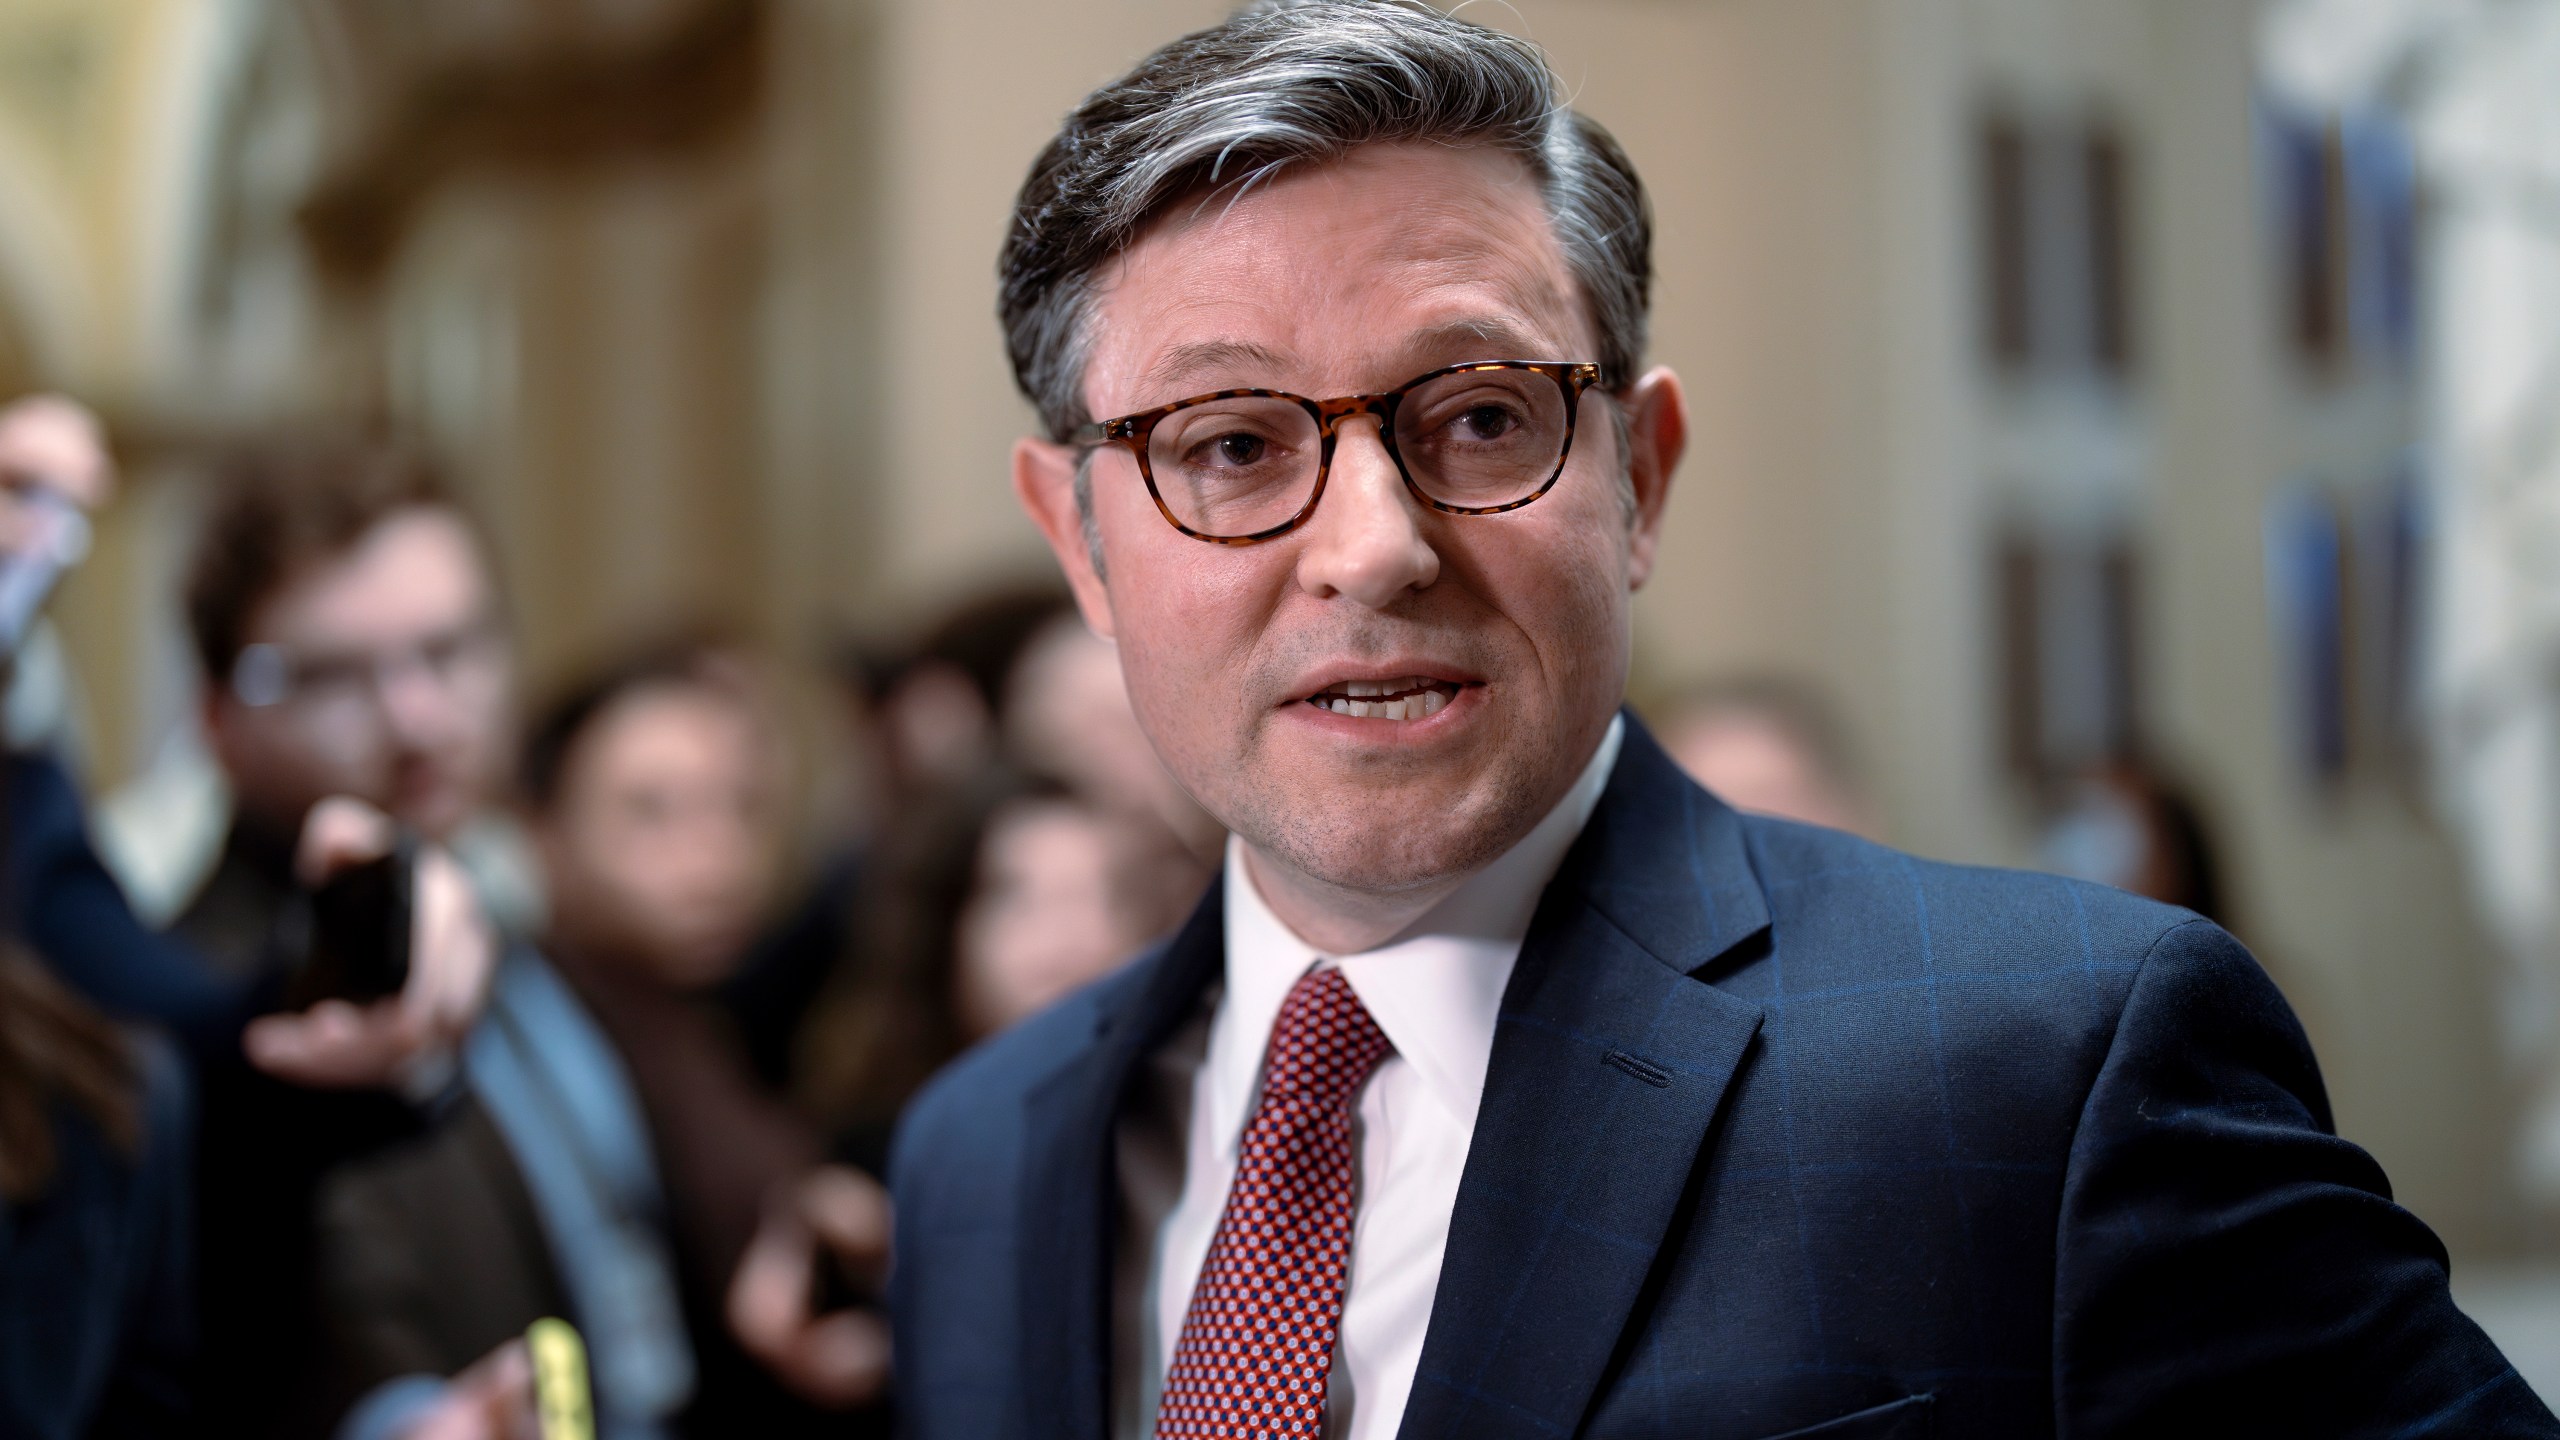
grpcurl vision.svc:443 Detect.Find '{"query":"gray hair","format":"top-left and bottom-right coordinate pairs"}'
top-left (998, 0), bottom-right (1653, 444)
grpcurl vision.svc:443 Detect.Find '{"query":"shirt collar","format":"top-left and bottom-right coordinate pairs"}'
top-left (1208, 714), bottom-right (1626, 1152)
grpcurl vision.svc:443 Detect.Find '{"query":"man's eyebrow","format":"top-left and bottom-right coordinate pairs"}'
top-left (1404, 316), bottom-right (1557, 361)
top-left (1131, 317), bottom-right (1569, 403)
top-left (1137, 339), bottom-right (1297, 396)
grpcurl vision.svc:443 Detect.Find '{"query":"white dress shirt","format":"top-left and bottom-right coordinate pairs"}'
top-left (1113, 715), bottom-right (1624, 1439)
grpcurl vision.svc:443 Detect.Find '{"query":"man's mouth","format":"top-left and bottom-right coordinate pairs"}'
top-left (1304, 676), bottom-right (1464, 721)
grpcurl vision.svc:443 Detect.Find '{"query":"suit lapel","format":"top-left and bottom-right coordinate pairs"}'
top-left (1015, 880), bottom-right (1226, 1440)
top-left (1400, 718), bottom-right (1773, 1440)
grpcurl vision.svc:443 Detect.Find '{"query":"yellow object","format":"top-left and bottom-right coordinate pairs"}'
top-left (527, 1317), bottom-right (596, 1440)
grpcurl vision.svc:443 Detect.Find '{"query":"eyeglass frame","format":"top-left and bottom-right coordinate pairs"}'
top-left (1070, 359), bottom-right (1607, 546)
top-left (228, 615), bottom-right (508, 714)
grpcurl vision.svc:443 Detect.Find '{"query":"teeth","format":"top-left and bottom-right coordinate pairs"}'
top-left (1314, 687), bottom-right (1452, 721)
top-left (1343, 677), bottom-right (1426, 698)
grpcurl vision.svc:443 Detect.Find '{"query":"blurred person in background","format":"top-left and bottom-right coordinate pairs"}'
top-left (1650, 675), bottom-right (1878, 840)
top-left (0, 395), bottom-right (301, 1049)
top-left (179, 436), bottom-right (522, 969)
top-left (0, 399), bottom-right (498, 1436)
top-left (321, 640), bottom-right (825, 1440)
top-left (0, 394), bottom-right (238, 1040)
top-left (955, 775), bottom-right (1204, 1037)
top-left (809, 769), bottom-right (1195, 1150)
top-left (168, 435), bottom-right (512, 1437)
top-left (0, 401), bottom-right (192, 1437)
top-left (872, 585), bottom-right (1074, 805)
top-left (732, 764), bottom-right (1198, 1416)
top-left (729, 590), bottom-right (1218, 1415)
top-left (0, 954), bottom-right (191, 1440)
top-left (2041, 759), bottom-right (2229, 926)
top-left (716, 586), bottom-right (1073, 1097)
top-left (525, 641), bottom-right (824, 1435)
top-left (1004, 610), bottom-right (1226, 872)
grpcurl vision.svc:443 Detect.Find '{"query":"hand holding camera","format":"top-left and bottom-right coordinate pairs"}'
top-left (242, 796), bottom-right (496, 1090)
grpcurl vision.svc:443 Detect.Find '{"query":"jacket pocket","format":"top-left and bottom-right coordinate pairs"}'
top-left (1751, 1392), bottom-right (1935, 1440)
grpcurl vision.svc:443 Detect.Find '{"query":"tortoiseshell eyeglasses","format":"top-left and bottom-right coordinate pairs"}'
top-left (1072, 360), bottom-right (1606, 545)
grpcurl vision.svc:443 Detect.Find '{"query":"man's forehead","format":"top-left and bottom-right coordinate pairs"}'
top-left (257, 508), bottom-right (491, 639)
top-left (1085, 143), bottom-right (1591, 401)
top-left (1132, 315), bottom-right (1562, 397)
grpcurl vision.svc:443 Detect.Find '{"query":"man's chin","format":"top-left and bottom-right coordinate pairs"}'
top-left (1241, 785), bottom-right (1537, 898)
top-left (390, 783), bottom-right (474, 841)
top-left (1195, 708), bottom-right (1564, 897)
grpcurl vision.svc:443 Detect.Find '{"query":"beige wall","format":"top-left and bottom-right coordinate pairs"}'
top-left (2139, 0), bottom-right (2523, 1249)
top-left (849, 0), bottom-right (1228, 623)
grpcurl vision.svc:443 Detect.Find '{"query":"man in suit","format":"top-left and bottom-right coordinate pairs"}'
top-left (889, 2), bottom-right (2558, 1435)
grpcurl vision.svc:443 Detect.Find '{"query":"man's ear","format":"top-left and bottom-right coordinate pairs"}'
top-left (1620, 365), bottom-right (1687, 591)
top-left (1012, 436), bottom-right (1116, 639)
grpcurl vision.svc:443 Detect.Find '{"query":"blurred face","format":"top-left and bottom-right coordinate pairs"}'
top-left (880, 661), bottom-right (996, 797)
top-left (1005, 615), bottom-right (1222, 859)
top-left (537, 685), bottom-right (778, 990)
top-left (1015, 143), bottom-right (1684, 935)
top-left (205, 507), bottom-right (510, 840)
top-left (953, 798), bottom-right (1153, 1037)
top-left (1665, 712), bottom-right (1874, 839)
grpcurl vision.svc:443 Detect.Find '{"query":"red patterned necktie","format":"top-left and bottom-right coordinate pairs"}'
top-left (1154, 965), bottom-right (1395, 1439)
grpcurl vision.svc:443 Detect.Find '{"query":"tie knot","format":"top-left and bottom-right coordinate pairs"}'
top-left (1261, 965), bottom-right (1394, 1105)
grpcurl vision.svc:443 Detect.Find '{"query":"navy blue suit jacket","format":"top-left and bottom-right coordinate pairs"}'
top-left (890, 719), bottom-right (2555, 1438)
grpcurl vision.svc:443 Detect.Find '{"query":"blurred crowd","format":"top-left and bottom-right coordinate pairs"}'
top-left (0, 394), bottom-right (1222, 1439)
top-left (0, 390), bottom-right (2231, 1439)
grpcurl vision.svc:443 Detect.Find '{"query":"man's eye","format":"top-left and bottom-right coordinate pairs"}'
top-left (1455, 405), bottom-right (1519, 440)
top-left (297, 659), bottom-right (370, 695)
top-left (1193, 432), bottom-right (1270, 467)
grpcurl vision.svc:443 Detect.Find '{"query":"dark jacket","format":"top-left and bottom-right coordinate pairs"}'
top-left (176, 820), bottom-right (430, 1437)
top-left (0, 1033), bottom-right (192, 1440)
top-left (4, 751), bottom-right (426, 1435)
top-left (315, 1094), bottom-right (569, 1404)
top-left (316, 948), bottom-right (859, 1440)
top-left (3, 750), bottom-right (242, 1048)
top-left (890, 716), bottom-right (2555, 1439)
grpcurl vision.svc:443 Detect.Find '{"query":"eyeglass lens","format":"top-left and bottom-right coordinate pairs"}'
top-left (1145, 367), bottom-right (1572, 538)
top-left (234, 621), bottom-right (504, 716)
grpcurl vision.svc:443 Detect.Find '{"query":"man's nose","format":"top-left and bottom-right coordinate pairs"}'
top-left (1292, 416), bottom-right (1439, 607)
top-left (372, 655), bottom-right (455, 746)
